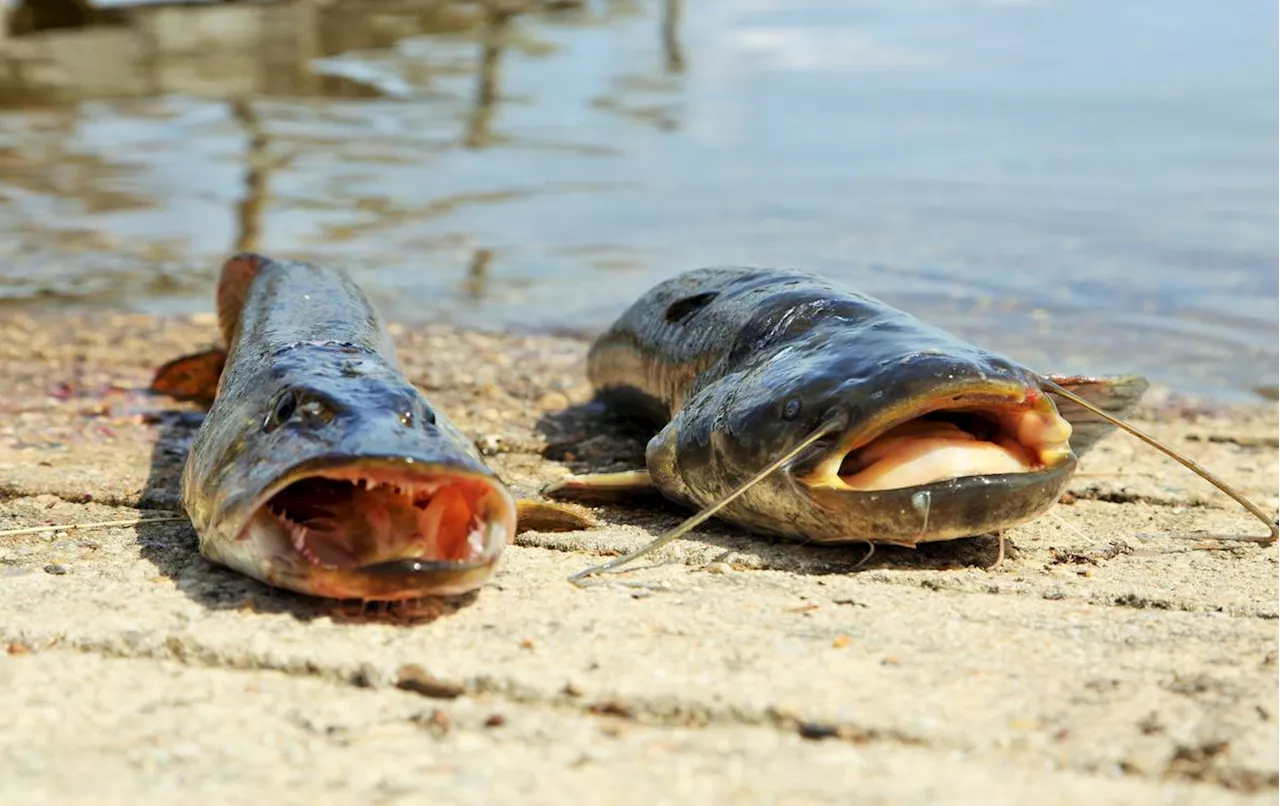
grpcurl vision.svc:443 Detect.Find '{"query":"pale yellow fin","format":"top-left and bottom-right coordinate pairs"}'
top-left (515, 499), bottom-right (597, 533)
top-left (544, 470), bottom-right (656, 502)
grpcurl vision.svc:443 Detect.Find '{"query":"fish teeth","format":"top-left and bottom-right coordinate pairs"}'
top-left (486, 519), bottom-right (507, 551)
top-left (466, 523), bottom-right (486, 557)
top-left (292, 526), bottom-right (320, 564)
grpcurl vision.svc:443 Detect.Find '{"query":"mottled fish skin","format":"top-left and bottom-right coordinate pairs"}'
top-left (176, 254), bottom-right (515, 600)
top-left (584, 267), bottom-right (1143, 546)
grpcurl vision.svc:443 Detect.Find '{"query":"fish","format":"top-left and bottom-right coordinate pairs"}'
top-left (548, 267), bottom-right (1151, 549)
top-left (151, 253), bottom-right (591, 601)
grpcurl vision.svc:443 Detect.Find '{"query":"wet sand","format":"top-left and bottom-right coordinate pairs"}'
top-left (0, 312), bottom-right (1276, 804)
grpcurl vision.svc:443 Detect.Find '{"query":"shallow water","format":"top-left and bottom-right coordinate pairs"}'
top-left (0, 0), bottom-right (1275, 401)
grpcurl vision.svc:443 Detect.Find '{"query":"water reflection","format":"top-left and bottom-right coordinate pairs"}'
top-left (464, 246), bottom-right (494, 299)
top-left (7, 0), bottom-right (101, 36)
top-left (229, 99), bottom-right (267, 254)
top-left (0, 0), bottom-right (482, 103)
top-left (464, 3), bottom-right (515, 149)
top-left (661, 0), bottom-right (683, 74)
top-left (0, 0), bottom-right (1274, 400)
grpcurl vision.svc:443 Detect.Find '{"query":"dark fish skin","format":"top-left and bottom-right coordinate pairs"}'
top-left (174, 254), bottom-right (517, 600)
top-left (581, 267), bottom-right (1144, 547)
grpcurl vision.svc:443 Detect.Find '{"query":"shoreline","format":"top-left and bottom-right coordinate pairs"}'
top-left (2, 300), bottom-right (1275, 406)
top-left (1, 312), bottom-right (1277, 803)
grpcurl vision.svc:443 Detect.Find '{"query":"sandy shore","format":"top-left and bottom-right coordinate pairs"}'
top-left (0, 312), bottom-right (1276, 805)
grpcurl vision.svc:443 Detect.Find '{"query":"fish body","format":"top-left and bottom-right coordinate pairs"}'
top-left (563, 267), bottom-right (1147, 546)
top-left (155, 254), bottom-right (518, 600)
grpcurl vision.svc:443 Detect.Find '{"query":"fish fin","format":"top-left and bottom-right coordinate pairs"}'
top-left (1042, 374), bottom-right (1150, 456)
top-left (515, 499), bottom-right (597, 533)
top-left (544, 470), bottom-right (657, 501)
top-left (149, 348), bottom-right (228, 406)
top-left (218, 252), bottom-right (271, 343)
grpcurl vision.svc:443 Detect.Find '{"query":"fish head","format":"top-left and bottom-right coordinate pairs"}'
top-left (652, 320), bottom-right (1077, 545)
top-left (183, 344), bottom-right (515, 600)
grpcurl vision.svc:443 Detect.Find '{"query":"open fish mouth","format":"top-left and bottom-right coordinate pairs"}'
top-left (803, 388), bottom-right (1074, 492)
top-left (243, 463), bottom-right (515, 570)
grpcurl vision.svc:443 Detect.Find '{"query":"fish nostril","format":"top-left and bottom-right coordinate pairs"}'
top-left (421, 407), bottom-right (437, 427)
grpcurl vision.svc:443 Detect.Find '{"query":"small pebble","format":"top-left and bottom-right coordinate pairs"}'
top-left (483, 714), bottom-right (506, 728)
top-left (43, 563), bottom-right (68, 575)
top-left (351, 662), bottom-right (385, 688)
top-left (589, 701), bottom-right (633, 719)
top-left (427, 709), bottom-right (451, 734)
top-left (798, 722), bottom-right (840, 741)
top-left (395, 664), bottom-right (465, 699)
top-left (703, 562), bottom-right (732, 575)
top-left (410, 709), bottom-right (451, 737)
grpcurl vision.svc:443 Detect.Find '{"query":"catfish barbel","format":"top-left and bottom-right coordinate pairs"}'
top-left (152, 253), bottom-right (586, 601)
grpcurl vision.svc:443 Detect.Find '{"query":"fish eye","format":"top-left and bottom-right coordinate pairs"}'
top-left (264, 389), bottom-right (337, 430)
top-left (263, 390), bottom-right (297, 431)
top-left (398, 410), bottom-right (414, 428)
top-left (782, 398), bottom-right (802, 420)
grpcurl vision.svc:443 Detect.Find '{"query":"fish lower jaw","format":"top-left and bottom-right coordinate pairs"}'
top-left (808, 402), bottom-right (1074, 493)
top-left (224, 514), bottom-right (506, 601)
